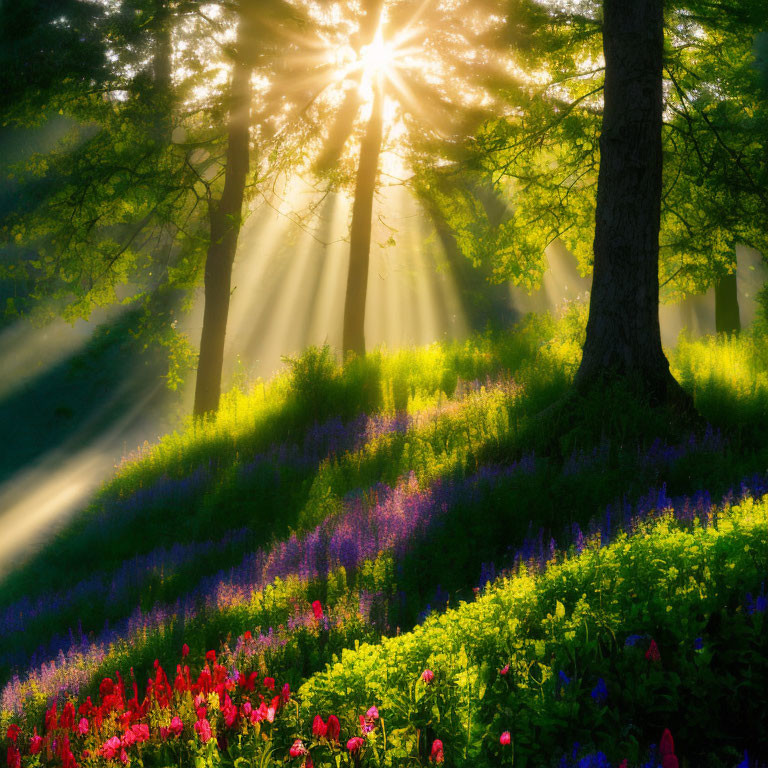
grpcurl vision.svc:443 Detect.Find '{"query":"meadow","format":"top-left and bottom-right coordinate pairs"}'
top-left (2, 304), bottom-right (768, 768)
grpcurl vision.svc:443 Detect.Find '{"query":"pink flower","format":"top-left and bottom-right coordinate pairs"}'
top-left (646, 639), bottom-right (661, 663)
top-left (120, 747), bottom-right (130, 765)
top-left (131, 724), bottom-right (149, 743)
top-left (312, 716), bottom-right (327, 739)
top-left (500, 731), bottom-right (511, 746)
top-left (421, 669), bottom-right (435, 683)
top-left (359, 715), bottom-right (375, 734)
top-left (619, 762), bottom-right (628, 768)
top-left (347, 737), bottom-right (365, 752)
top-left (169, 717), bottom-right (184, 737)
top-left (121, 729), bottom-right (137, 748)
top-left (499, 664), bottom-right (510, 675)
top-left (325, 715), bottom-right (340, 743)
top-left (312, 600), bottom-right (324, 620)
top-left (282, 683), bottom-right (291, 704)
top-left (182, 644), bottom-right (190, 658)
top-left (100, 736), bottom-right (122, 760)
top-left (194, 719), bottom-right (212, 743)
top-left (430, 739), bottom-right (444, 764)
top-left (243, 702), bottom-right (253, 717)
top-left (366, 705), bottom-right (379, 720)
top-left (77, 718), bottom-right (89, 735)
top-left (289, 739), bottom-right (307, 757)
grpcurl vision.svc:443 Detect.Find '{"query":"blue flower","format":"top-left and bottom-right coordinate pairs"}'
top-left (625, 633), bottom-right (644, 647)
top-left (736, 751), bottom-right (749, 768)
top-left (559, 669), bottom-right (571, 687)
top-left (694, 637), bottom-right (704, 650)
top-left (590, 677), bottom-right (608, 705)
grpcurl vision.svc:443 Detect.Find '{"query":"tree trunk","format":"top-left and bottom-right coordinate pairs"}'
top-left (342, 84), bottom-right (384, 357)
top-left (575, 0), bottom-right (683, 403)
top-left (715, 270), bottom-right (741, 334)
top-left (193, 39), bottom-right (252, 417)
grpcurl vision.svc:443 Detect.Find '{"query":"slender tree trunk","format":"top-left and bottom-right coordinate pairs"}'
top-left (193, 36), bottom-right (252, 417)
top-left (715, 270), bottom-right (741, 334)
top-left (575, 0), bottom-right (684, 403)
top-left (342, 84), bottom-right (384, 357)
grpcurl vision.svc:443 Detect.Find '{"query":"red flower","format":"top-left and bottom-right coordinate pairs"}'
top-left (312, 716), bottom-right (327, 739)
top-left (196, 706), bottom-right (207, 721)
top-left (5, 725), bottom-right (20, 743)
top-left (421, 669), bottom-right (435, 684)
top-left (120, 747), bottom-right (130, 765)
top-left (29, 729), bottom-right (43, 755)
top-left (131, 724), bottom-right (149, 743)
top-left (100, 736), bottom-right (122, 760)
top-left (205, 650), bottom-right (216, 664)
top-left (182, 644), bottom-right (190, 658)
top-left (244, 630), bottom-right (252, 641)
top-left (500, 731), bottom-right (511, 746)
top-left (263, 677), bottom-right (275, 691)
top-left (311, 601), bottom-right (324, 620)
top-left (6, 746), bottom-right (20, 768)
top-left (194, 718), bottom-right (212, 743)
top-left (282, 683), bottom-right (291, 704)
top-left (325, 715), bottom-right (340, 743)
top-left (430, 739), bottom-right (444, 764)
top-left (660, 729), bottom-right (675, 756)
top-left (645, 639), bottom-right (661, 663)
top-left (60, 702), bottom-right (76, 731)
top-left (499, 664), bottom-right (510, 676)
top-left (169, 717), bottom-right (184, 737)
top-left (619, 762), bottom-right (628, 768)
top-left (289, 739), bottom-right (308, 758)
top-left (99, 678), bottom-right (115, 698)
top-left (347, 737), bottom-right (365, 752)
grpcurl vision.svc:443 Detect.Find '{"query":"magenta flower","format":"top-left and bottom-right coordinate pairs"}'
top-left (500, 731), bottom-right (511, 746)
top-left (347, 737), bottom-right (365, 752)
top-left (169, 716), bottom-right (183, 737)
top-left (430, 739), bottom-right (445, 764)
top-left (77, 718), bottom-right (89, 736)
top-left (194, 718), bottom-right (212, 743)
top-left (421, 669), bottom-right (435, 683)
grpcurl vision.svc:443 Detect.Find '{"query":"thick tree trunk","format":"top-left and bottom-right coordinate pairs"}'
top-left (715, 270), bottom-right (741, 334)
top-left (575, 0), bottom-right (682, 403)
top-left (193, 44), bottom-right (252, 417)
top-left (342, 84), bottom-right (384, 357)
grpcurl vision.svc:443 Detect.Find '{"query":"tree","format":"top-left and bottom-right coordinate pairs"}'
top-left (428, 0), bottom-right (767, 403)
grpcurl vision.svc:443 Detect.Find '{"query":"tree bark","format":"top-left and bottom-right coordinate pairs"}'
top-left (715, 270), bottom-right (741, 334)
top-left (342, 83), bottom-right (384, 357)
top-left (575, 0), bottom-right (683, 403)
top-left (193, 35), bottom-right (252, 417)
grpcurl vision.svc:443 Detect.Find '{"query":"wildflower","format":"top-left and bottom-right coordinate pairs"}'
top-left (60, 702), bottom-right (76, 730)
top-left (326, 715), bottom-right (341, 743)
top-left (29, 730), bottom-right (43, 755)
top-left (238, 671), bottom-right (257, 691)
top-left (499, 664), bottom-right (509, 676)
top-left (6, 746), bottom-right (20, 768)
top-left (76, 718), bottom-right (89, 736)
top-left (5, 725), bottom-right (20, 743)
top-left (196, 706), bottom-right (207, 721)
top-left (590, 678), bottom-right (608, 705)
top-left (182, 644), bottom-right (190, 658)
top-left (120, 748), bottom-right (130, 765)
top-left (430, 739), bottom-right (445, 764)
top-left (694, 637), bottom-right (704, 650)
top-left (100, 736), bottom-right (122, 760)
top-left (660, 729), bottom-right (678, 768)
top-left (312, 716), bottom-right (327, 739)
top-left (264, 677), bottom-right (275, 690)
top-left (282, 683), bottom-right (291, 704)
top-left (347, 737), bottom-right (365, 752)
top-left (205, 650), bottom-right (216, 664)
top-left (131, 724), bottom-right (149, 743)
top-left (312, 600), bottom-right (324, 620)
top-left (500, 731), bottom-right (511, 746)
top-left (624, 634), bottom-right (644, 647)
top-left (290, 739), bottom-right (308, 757)
top-left (244, 630), bottom-right (252, 641)
top-left (558, 670), bottom-right (571, 687)
top-left (421, 669), bottom-right (435, 683)
top-left (359, 715), bottom-right (375, 734)
top-left (646, 639), bottom-right (661, 663)
top-left (737, 751), bottom-right (749, 768)
top-left (618, 761), bottom-right (628, 768)
top-left (122, 729), bottom-right (137, 748)
top-left (366, 706), bottom-right (379, 720)
top-left (194, 718), bottom-right (212, 743)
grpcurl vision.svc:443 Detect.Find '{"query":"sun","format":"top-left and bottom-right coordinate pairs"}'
top-left (360, 28), bottom-right (397, 81)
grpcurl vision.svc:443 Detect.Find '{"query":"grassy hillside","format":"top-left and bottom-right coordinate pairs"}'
top-left (2, 306), bottom-right (768, 767)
